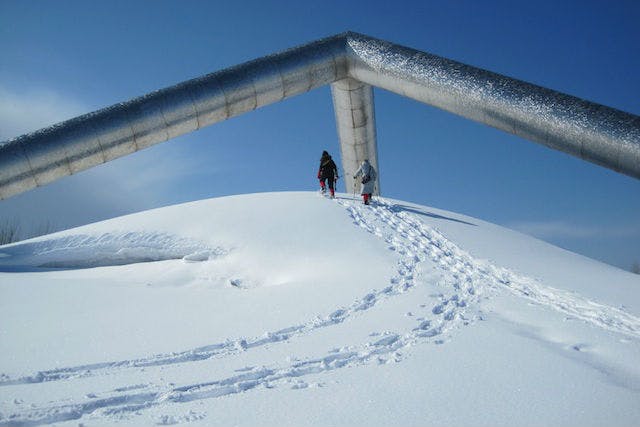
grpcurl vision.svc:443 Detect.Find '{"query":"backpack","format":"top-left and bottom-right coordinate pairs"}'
top-left (361, 163), bottom-right (375, 184)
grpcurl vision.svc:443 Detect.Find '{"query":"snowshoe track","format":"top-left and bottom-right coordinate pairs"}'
top-left (347, 198), bottom-right (640, 338)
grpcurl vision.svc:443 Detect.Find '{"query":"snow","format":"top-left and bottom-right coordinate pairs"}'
top-left (0, 191), bottom-right (638, 426)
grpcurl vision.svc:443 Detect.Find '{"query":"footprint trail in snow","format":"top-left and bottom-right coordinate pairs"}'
top-left (2, 196), bottom-right (639, 426)
top-left (348, 198), bottom-right (640, 338)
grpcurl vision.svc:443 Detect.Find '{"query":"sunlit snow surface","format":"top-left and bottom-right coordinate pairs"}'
top-left (0, 192), bottom-right (639, 426)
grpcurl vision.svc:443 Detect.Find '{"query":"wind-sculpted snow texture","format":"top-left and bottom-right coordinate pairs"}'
top-left (1, 194), bottom-right (639, 426)
top-left (0, 231), bottom-right (222, 270)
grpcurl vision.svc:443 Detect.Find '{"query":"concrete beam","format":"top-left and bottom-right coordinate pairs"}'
top-left (1, 31), bottom-right (638, 200)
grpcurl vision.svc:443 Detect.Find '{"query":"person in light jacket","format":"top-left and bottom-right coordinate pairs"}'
top-left (353, 159), bottom-right (376, 205)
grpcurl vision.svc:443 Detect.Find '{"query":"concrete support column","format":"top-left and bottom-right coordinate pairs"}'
top-left (331, 77), bottom-right (380, 196)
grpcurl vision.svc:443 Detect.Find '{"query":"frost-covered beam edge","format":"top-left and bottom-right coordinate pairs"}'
top-left (1, 31), bottom-right (639, 200)
top-left (344, 33), bottom-right (640, 180)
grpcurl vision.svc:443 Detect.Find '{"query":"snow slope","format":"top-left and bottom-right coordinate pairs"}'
top-left (0, 192), bottom-right (639, 426)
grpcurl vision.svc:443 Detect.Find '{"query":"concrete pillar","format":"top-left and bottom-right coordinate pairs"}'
top-left (331, 77), bottom-right (380, 196)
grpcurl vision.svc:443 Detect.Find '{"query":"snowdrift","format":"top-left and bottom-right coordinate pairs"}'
top-left (0, 192), bottom-right (638, 426)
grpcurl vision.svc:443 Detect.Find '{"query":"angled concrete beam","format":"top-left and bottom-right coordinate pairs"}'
top-left (344, 33), bottom-right (640, 178)
top-left (1, 31), bottom-right (639, 200)
top-left (0, 34), bottom-right (349, 199)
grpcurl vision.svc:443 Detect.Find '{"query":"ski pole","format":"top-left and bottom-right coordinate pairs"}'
top-left (352, 178), bottom-right (357, 200)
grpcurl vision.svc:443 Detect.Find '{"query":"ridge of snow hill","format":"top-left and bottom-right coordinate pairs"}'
top-left (0, 191), bottom-right (639, 426)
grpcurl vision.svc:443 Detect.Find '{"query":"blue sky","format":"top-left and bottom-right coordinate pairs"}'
top-left (0, 0), bottom-right (638, 271)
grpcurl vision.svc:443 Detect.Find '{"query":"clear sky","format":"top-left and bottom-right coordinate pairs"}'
top-left (0, 0), bottom-right (638, 271)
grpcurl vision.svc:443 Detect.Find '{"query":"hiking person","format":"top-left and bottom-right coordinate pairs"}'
top-left (353, 159), bottom-right (376, 205)
top-left (317, 150), bottom-right (338, 198)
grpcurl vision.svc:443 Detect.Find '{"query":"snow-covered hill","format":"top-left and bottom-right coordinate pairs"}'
top-left (1, 192), bottom-right (639, 426)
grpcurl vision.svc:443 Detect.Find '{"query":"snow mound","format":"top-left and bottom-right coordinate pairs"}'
top-left (0, 231), bottom-right (225, 270)
top-left (0, 192), bottom-right (639, 426)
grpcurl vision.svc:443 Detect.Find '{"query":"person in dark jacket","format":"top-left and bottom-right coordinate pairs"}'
top-left (317, 150), bottom-right (339, 198)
